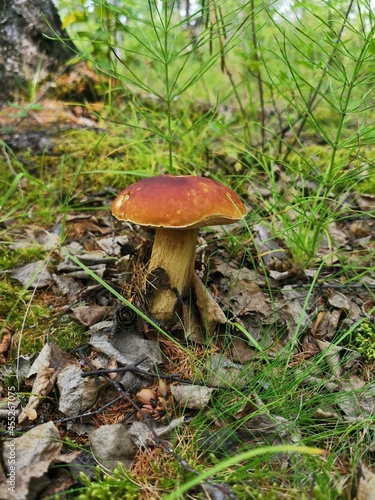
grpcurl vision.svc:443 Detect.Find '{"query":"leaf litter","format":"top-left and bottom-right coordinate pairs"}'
top-left (1, 181), bottom-right (375, 498)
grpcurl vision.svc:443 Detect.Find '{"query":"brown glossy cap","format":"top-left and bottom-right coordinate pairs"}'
top-left (112, 175), bottom-right (246, 229)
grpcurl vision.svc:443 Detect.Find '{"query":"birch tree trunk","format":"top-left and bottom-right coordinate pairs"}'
top-left (0, 0), bottom-right (76, 103)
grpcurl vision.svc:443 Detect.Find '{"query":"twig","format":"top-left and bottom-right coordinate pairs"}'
top-left (76, 349), bottom-right (238, 498)
top-left (0, 396), bottom-right (125, 436)
top-left (80, 363), bottom-right (232, 391)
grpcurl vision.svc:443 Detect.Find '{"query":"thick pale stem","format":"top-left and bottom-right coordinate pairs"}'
top-left (148, 227), bottom-right (198, 325)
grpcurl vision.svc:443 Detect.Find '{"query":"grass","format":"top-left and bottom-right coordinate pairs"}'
top-left (1, 0), bottom-right (375, 498)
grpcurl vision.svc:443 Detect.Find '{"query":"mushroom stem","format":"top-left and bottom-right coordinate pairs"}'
top-left (148, 227), bottom-right (198, 325)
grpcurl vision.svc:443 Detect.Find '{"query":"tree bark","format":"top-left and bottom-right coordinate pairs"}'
top-left (0, 0), bottom-right (76, 103)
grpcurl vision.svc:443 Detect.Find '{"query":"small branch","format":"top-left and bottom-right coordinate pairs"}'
top-left (80, 363), bottom-right (232, 390)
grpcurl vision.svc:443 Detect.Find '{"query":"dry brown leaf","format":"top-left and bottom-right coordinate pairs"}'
top-left (356, 193), bottom-right (375, 212)
top-left (230, 336), bottom-right (256, 363)
top-left (12, 260), bottom-right (53, 289)
top-left (57, 363), bottom-right (106, 417)
top-left (71, 305), bottom-right (115, 326)
top-left (316, 339), bottom-right (343, 378)
top-left (0, 327), bottom-right (12, 365)
top-left (311, 309), bottom-right (341, 339)
top-left (192, 272), bottom-right (227, 334)
top-left (1, 421), bottom-right (79, 500)
top-left (88, 423), bottom-right (138, 471)
top-left (170, 384), bottom-right (214, 409)
top-left (18, 344), bottom-right (75, 424)
top-left (18, 365), bottom-right (56, 424)
top-left (180, 302), bottom-right (205, 343)
top-left (356, 464), bottom-right (375, 500)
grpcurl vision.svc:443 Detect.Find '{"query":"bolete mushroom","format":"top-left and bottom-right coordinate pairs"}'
top-left (112, 175), bottom-right (246, 326)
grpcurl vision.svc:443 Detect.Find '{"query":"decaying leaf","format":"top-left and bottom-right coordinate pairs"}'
top-left (316, 339), bottom-right (343, 378)
top-left (356, 193), bottom-right (375, 211)
top-left (0, 421), bottom-right (78, 500)
top-left (170, 384), bottom-right (214, 409)
top-left (356, 463), bottom-right (375, 500)
top-left (212, 258), bottom-right (259, 285)
top-left (192, 272), bottom-right (227, 334)
top-left (128, 417), bottom-right (184, 448)
top-left (0, 327), bottom-right (12, 365)
top-left (337, 377), bottom-right (375, 421)
top-left (97, 235), bottom-right (130, 256)
top-left (89, 319), bottom-right (164, 393)
top-left (175, 301), bottom-right (204, 343)
top-left (253, 224), bottom-right (294, 273)
top-left (215, 263), bottom-right (272, 318)
top-left (12, 260), bottom-right (53, 289)
top-left (19, 365), bottom-right (56, 424)
top-left (311, 309), bottom-right (341, 339)
top-left (275, 297), bottom-right (309, 332)
top-left (57, 363), bottom-right (106, 417)
top-left (313, 408), bottom-right (341, 420)
top-left (204, 354), bottom-right (248, 387)
top-left (88, 423), bottom-right (138, 471)
top-left (235, 395), bottom-right (300, 443)
top-left (71, 304), bottom-right (115, 326)
top-left (9, 227), bottom-right (60, 251)
top-left (52, 273), bottom-right (84, 302)
top-left (230, 336), bottom-right (256, 363)
top-left (18, 344), bottom-right (76, 424)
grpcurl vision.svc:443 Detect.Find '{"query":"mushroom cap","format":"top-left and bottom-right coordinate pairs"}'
top-left (112, 175), bottom-right (246, 229)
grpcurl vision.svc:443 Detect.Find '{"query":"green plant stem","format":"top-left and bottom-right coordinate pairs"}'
top-left (166, 445), bottom-right (323, 499)
top-left (309, 25), bottom-right (375, 251)
top-left (163, 0), bottom-right (173, 170)
top-left (281, 0), bottom-right (355, 163)
top-left (250, 0), bottom-right (265, 146)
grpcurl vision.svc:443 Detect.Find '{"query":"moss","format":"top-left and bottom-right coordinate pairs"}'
top-left (0, 275), bottom-right (87, 357)
top-left (1, 126), bottom-right (157, 225)
top-left (0, 247), bottom-right (47, 270)
top-left (51, 315), bottom-right (88, 353)
top-left (1, 101), bottom-right (234, 230)
top-left (0, 278), bottom-right (50, 354)
top-left (76, 466), bottom-right (140, 500)
top-left (356, 156), bottom-right (375, 193)
top-left (0, 279), bottom-right (27, 321)
top-left (352, 319), bottom-right (375, 362)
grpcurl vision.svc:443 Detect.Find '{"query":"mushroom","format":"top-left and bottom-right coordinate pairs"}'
top-left (112, 175), bottom-right (246, 326)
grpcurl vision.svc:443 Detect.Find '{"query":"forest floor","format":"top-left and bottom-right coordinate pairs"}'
top-left (0, 90), bottom-right (375, 500)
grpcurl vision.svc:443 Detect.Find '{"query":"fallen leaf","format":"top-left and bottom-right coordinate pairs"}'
top-left (90, 319), bottom-right (164, 393)
top-left (0, 421), bottom-right (78, 500)
top-left (97, 235), bottom-right (130, 256)
top-left (129, 417), bottom-right (184, 448)
top-left (9, 227), bottom-right (60, 251)
top-left (19, 365), bottom-right (56, 423)
top-left (204, 354), bottom-right (247, 387)
top-left (88, 423), bottom-right (138, 471)
top-left (52, 273), bottom-right (84, 302)
top-left (57, 363), bottom-right (106, 417)
top-left (315, 339), bottom-right (343, 378)
top-left (230, 336), bottom-right (256, 363)
top-left (170, 385), bottom-right (214, 409)
top-left (192, 272), bottom-right (227, 334)
top-left (357, 464), bottom-right (375, 500)
top-left (338, 378), bottom-right (375, 421)
top-left (0, 327), bottom-right (12, 365)
top-left (71, 305), bottom-right (115, 326)
top-left (356, 193), bottom-right (375, 211)
top-left (12, 260), bottom-right (53, 289)
top-left (327, 290), bottom-right (351, 310)
top-left (18, 344), bottom-right (75, 424)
